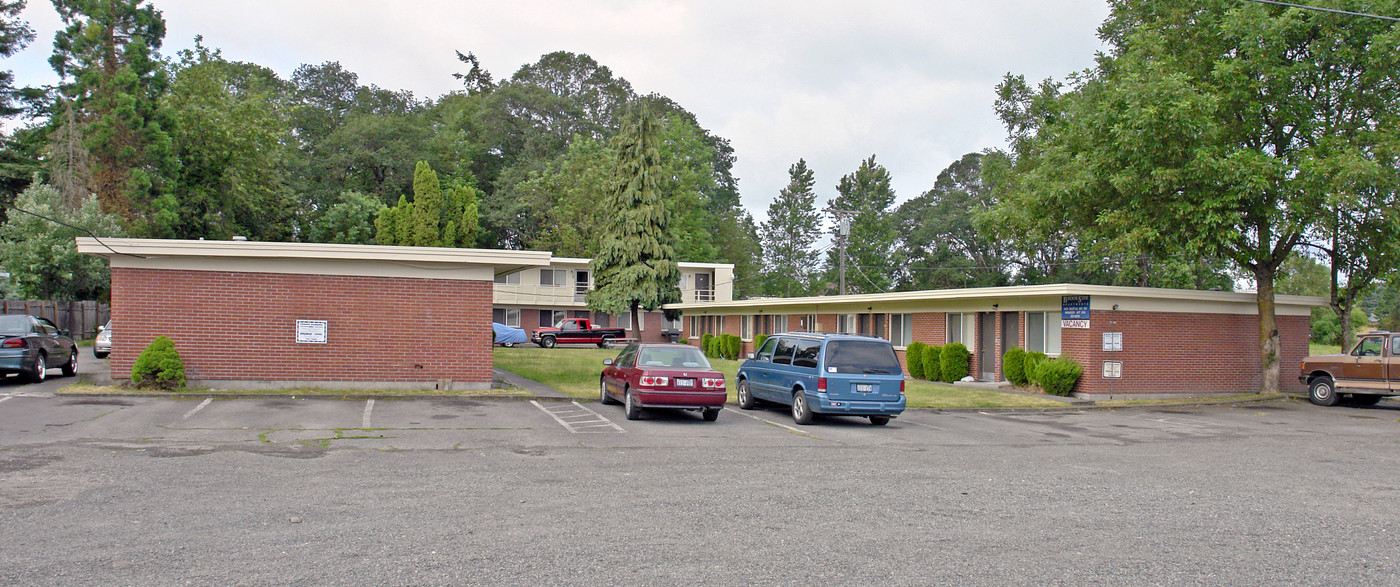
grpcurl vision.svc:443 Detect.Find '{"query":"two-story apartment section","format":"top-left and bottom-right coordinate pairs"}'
top-left (493, 257), bottom-right (734, 343)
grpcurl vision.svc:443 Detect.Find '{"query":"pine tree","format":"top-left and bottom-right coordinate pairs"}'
top-left (409, 161), bottom-right (442, 247)
top-left (761, 159), bottom-right (822, 296)
top-left (826, 155), bottom-right (898, 294)
top-left (586, 108), bottom-right (680, 339)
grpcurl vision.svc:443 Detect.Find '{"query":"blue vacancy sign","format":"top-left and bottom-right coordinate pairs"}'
top-left (1061, 295), bottom-right (1090, 329)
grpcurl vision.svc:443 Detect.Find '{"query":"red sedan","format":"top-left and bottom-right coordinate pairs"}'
top-left (600, 343), bottom-right (726, 421)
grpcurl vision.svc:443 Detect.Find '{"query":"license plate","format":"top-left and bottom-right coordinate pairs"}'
top-left (676, 378), bottom-right (695, 388)
top-left (855, 383), bottom-right (873, 393)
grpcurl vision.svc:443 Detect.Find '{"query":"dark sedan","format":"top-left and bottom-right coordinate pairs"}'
top-left (0, 315), bottom-right (79, 383)
top-left (600, 343), bottom-right (726, 421)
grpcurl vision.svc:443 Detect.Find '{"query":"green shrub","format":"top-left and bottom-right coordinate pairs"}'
top-left (754, 333), bottom-right (769, 354)
top-left (721, 334), bottom-right (741, 360)
top-left (1035, 357), bottom-right (1083, 396)
top-left (1003, 347), bottom-right (1028, 385)
top-left (941, 342), bottom-right (970, 382)
top-left (905, 341), bottom-right (925, 379)
top-left (922, 344), bottom-right (943, 382)
top-left (130, 336), bottom-right (186, 390)
top-left (1023, 351), bottom-right (1049, 386)
top-left (701, 333), bottom-right (715, 357)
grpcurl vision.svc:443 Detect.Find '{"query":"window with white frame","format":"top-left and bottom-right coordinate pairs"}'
top-left (664, 315), bottom-right (682, 331)
top-left (837, 314), bottom-right (858, 334)
top-left (889, 314), bottom-right (913, 346)
top-left (775, 315), bottom-right (788, 333)
top-left (618, 312), bottom-right (645, 331)
top-left (540, 309), bottom-right (566, 327)
top-left (741, 315), bottom-right (754, 340)
top-left (494, 272), bottom-right (520, 284)
top-left (1025, 311), bottom-right (1062, 354)
top-left (539, 269), bottom-right (568, 286)
top-left (492, 308), bottom-right (521, 327)
top-left (947, 313), bottom-right (964, 344)
top-left (800, 314), bottom-right (817, 331)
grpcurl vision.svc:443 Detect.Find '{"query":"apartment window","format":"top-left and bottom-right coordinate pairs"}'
top-left (492, 308), bottom-right (520, 327)
top-left (618, 312), bottom-right (645, 332)
top-left (947, 313), bottom-right (963, 344)
top-left (775, 315), bottom-right (788, 333)
top-left (665, 315), bottom-right (682, 331)
top-left (494, 272), bottom-right (520, 284)
top-left (889, 314), bottom-right (913, 347)
top-left (594, 313), bottom-right (611, 328)
top-left (837, 314), bottom-right (858, 334)
top-left (539, 269), bottom-right (568, 287)
top-left (1025, 311), bottom-right (1062, 355)
top-left (741, 316), bottom-right (754, 340)
top-left (800, 314), bottom-right (817, 331)
top-left (539, 310), bottom-right (566, 327)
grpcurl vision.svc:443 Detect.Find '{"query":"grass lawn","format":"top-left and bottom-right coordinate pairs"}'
top-left (494, 346), bottom-right (1062, 408)
top-left (56, 383), bottom-right (528, 397)
top-left (1309, 342), bottom-right (1342, 356)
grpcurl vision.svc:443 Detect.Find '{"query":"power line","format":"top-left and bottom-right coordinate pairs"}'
top-left (1235, 0), bottom-right (1400, 22)
top-left (0, 202), bottom-right (141, 259)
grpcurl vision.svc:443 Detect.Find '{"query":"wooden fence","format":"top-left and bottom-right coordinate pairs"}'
top-left (1, 299), bottom-right (110, 339)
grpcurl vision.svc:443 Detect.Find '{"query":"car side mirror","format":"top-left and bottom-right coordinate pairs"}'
top-left (746, 353), bottom-right (755, 360)
top-left (603, 358), bottom-right (613, 365)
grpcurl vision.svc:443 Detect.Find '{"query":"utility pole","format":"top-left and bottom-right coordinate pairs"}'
top-left (825, 208), bottom-right (856, 296)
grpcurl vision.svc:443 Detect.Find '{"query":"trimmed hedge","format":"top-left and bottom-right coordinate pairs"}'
top-left (721, 334), bottom-right (741, 360)
top-left (1003, 347), bottom-right (1028, 385)
top-left (905, 341), bottom-right (926, 379)
top-left (754, 334), bottom-right (769, 354)
top-left (131, 336), bottom-right (185, 390)
top-left (1023, 351), bottom-right (1049, 386)
top-left (941, 342), bottom-right (970, 382)
top-left (702, 333), bottom-right (716, 357)
top-left (922, 344), bottom-right (943, 382)
top-left (1035, 357), bottom-right (1083, 396)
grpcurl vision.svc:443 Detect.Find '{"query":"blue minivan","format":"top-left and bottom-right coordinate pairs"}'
top-left (735, 332), bottom-right (906, 425)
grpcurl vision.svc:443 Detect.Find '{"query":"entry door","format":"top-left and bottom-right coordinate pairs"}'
top-left (1001, 311), bottom-right (1019, 380)
top-left (575, 270), bottom-right (589, 302)
top-left (979, 312), bottom-right (996, 380)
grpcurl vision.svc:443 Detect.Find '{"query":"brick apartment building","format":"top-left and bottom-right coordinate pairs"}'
top-left (667, 284), bottom-right (1326, 400)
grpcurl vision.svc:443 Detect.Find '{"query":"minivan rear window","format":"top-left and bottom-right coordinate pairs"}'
top-left (824, 340), bottom-right (901, 374)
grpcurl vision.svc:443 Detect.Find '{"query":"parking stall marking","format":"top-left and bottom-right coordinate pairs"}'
top-left (363, 399), bottom-right (375, 428)
top-left (724, 408), bottom-right (821, 439)
top-left (530, 401), bottom-right (625, 433)
top-left (182, 398), bottom-right (212, 419)
top-left (0, 396), bottom-right (11, 404)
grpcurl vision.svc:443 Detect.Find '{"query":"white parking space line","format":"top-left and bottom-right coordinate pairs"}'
top-left (182, 398), bottom-right (212, 419)
top-left (725, 408), bottom-right (819, 439)
top-left (0, 396), bottom-right (12, 404)
top-left (531, 401), bottom-right (625, 433)
top-left (363, 399), bottom-right (375, 428)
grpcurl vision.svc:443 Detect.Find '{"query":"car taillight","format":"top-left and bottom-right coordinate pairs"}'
top-left (1, 337), bottom-right (24, 348)
top-left (702, 378), bottom-right (724, 389)
top-left (900, 379), bottom-right (906, 393)
top-left (640, 376), bottom-right (669, 387)
top-left (817, 377), bottom-right (827, 392)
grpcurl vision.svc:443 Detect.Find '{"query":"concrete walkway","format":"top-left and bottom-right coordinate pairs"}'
top-left (492, 367), bottom-right (570, 398)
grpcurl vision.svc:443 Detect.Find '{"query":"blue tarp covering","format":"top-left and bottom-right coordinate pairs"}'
top-left (492, 322), bottom-right (528, 345)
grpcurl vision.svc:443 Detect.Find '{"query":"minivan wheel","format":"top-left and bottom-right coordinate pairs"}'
top-left (1309, 377), bottom-right (1340, 407)
top-left (624, 390), bottom-right (642, 420)
top-left (869, 415), bottom-right (890, 426)
top-left (791, 391), bottom-right (814, 425)
top-left (737, 380), bottom-right (756, 409)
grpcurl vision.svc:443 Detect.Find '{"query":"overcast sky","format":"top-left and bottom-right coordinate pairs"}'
top-left (9, 0), bottom-right (1111, 221)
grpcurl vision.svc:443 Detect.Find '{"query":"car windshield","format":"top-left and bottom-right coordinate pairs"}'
top-left (636, 347), bottom-right (712, 369)
top-left (824, 340), bottom-right (902, 375)
top-left (0, 314), bottom-right (32, 335)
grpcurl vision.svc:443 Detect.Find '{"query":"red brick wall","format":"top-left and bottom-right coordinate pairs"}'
top-left (111, 268), bottom-right (493, 386)
top-left (1065, 310), bottom-right (1310, 396)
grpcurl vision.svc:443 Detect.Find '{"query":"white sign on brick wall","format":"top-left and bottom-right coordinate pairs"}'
top-left (296, 320), bottom-right (328, 344)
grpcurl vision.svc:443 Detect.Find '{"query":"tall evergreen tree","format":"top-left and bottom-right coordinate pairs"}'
top-left (760, 159), bottom-right (822, 296)
top-left (587, 108), bottom-right (680, 339)
top-left (825, 155), bottom-right (898, 294)
top-left (48, 0), bottom-right (174, 223)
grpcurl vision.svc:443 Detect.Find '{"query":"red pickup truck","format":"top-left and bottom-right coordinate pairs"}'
top-left (1299, 331), bottom-right (1398, 406)
top-left (531, 318), bottom-right (629, 348)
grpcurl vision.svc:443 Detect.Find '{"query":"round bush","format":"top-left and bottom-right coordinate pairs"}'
top-left (941, 342), bottom-right (971, 382)
top-left (922, 344), bottom-right (943, 382)
top-left (701, 333), bottom-right (715, 357)
top-left (723, 334), bottom-right (741, 360)
top-left (1022, 351), bottom-right (1049, 386)
top-left (1035, 357), bottom-right (1083, 397)
top-left (754, 334), bottom-right (769, 355)
top-left (1003, 347), bottom-right (1028, 385)
top-left (905, 341), bottom-right (925, 379)
top-left (131, 336), bottom-right (186, 390)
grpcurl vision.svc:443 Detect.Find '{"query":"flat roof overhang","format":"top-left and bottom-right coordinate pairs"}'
top-left (76, 237), bottom-right (553, 281)
top-left (665, 283), bottom-right (1328, 317)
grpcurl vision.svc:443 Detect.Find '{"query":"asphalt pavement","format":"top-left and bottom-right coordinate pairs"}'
top-left (2, 361), bottom-right (1399, 585)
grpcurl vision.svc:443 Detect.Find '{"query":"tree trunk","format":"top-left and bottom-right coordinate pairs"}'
top-left (1254, 264), bottom-right (1282, 395)
top-left (630, 301), bottom-right (641, 341)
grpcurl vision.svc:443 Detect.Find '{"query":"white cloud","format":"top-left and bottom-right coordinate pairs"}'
top-left (8, 0), bottom-right (1110, 221)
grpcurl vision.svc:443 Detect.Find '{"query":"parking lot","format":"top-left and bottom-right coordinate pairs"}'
top-left (2, 365), bottom-right (1400, 584)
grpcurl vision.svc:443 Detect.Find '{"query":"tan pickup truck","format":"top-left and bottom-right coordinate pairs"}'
top-left (1300, 331), bottom-right (1398, 406)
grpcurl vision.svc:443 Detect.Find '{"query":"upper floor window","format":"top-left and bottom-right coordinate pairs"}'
top-left (539, 269), bottom-right (568, 287)
top-left (494, 272), bottom-right (520, 284)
